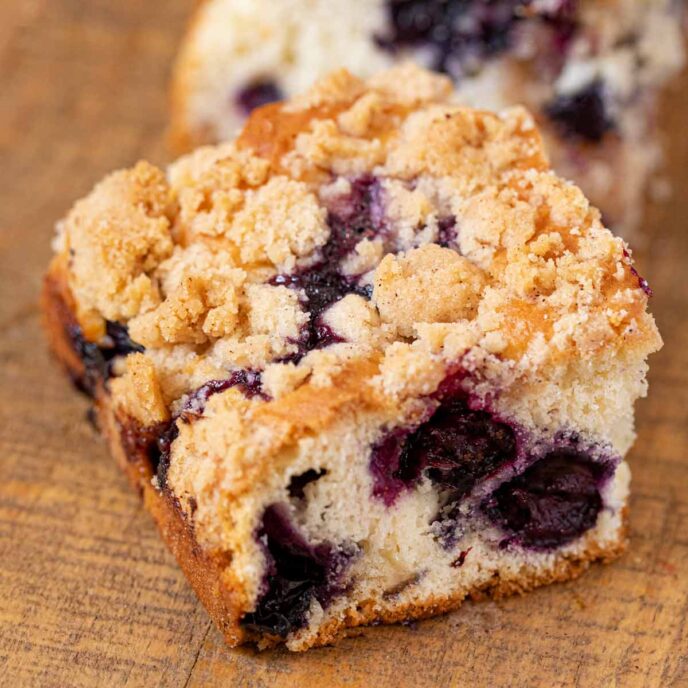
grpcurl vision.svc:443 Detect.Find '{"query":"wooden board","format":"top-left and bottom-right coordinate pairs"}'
top-left (0, 2), bottom-right (686, 686)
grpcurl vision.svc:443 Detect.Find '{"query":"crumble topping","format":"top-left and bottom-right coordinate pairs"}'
top-left (110, 352), bottom-right (169, 426)
top-left (321, 294), bottom-right (387, 346)
top-left (64, 162), bottom-right (174, 335)
top-left (227, 176), bottom-right (329, 269)
top-left (127, 245), bottom-right (247, 347)
top-left (54, 65), bottom-right (661, 430)
top-left (373, 244), bottom-right (487, 337)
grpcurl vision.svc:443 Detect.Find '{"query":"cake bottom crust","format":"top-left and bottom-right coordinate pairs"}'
top-left (41, 266), bottom-right (628, 651)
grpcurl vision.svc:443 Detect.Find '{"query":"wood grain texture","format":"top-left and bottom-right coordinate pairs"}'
top-left (0, 2), bottom-right (686, 686)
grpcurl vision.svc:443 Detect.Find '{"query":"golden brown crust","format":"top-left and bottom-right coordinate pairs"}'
top-left (168, 0), bottom-right (214, 154)
top-left (42, 263), bottom-right (627, 652)
top-left (305, 531), bottom-right (627, 650)
top-left (42, 255), bottom-right (85, 380)
top-left (42, 264), bottom-right (251, 648)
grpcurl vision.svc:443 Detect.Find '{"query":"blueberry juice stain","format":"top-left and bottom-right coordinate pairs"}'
top-left (271, 176), bottom-right (384, 360)
top-left (151, 370), bottom-right (267, 489)
top-left (370, 392), bottom-right (518, 508)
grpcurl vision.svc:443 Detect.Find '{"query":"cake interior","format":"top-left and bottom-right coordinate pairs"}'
top-left (232, 382), bottom-right (629, 650)
top-left (62, 306), bottom-right (629, 650)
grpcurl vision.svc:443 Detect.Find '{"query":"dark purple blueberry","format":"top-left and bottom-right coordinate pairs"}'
top-left (235, 80), bottom-right (283, 115)
top-left (309, 322), bottom-right (345, 349)
top-left (398, 397), bottom-right (517, 495)
top-left (68, 325), bottom-right (105, 396)
top-left (288, 469), bottom-right (327, 500)
top-left (370, 392), bottom-right (517, 506)
top-left (271, 176), bottom-right (384, 361)
top-left (379, 1), bottom-right (527, 76)
top-left (179, 369), bottom-right (266, 418)
top-left (278, 317), bottom-right (346, 361)
top-left (241, 504), bottom-right (355, 637)
top-left (325, 175), bottom-right (386, 260)
top-left (437, 216), bottom-right (457, 248)
top-left (274, 322), bottom-right (346, 364)
top-left (272, 270), bottom-right (364, 336)
top-left (229, 369), bottom-right (265, 399)
top-left (483, 449), bottom-right (605, 549)
top-left (149, 421), bottom-right (180, 488)
top-left (545, 80), bottom-right (614, 142)
top-left (68, 320), bottom-right (144, 395)
top-left (103, 320), bottom-right (145, 357)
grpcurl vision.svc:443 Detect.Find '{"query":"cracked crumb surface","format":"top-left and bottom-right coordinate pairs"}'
top-left (373, 244), bottom-right (487, 337)
top-left (63, 161), bottom-right (175, 335)
top-left (51, 65), bottom-right (661, 523)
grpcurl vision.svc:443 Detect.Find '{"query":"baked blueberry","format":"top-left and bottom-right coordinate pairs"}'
top-left (484, 450), bottom-right (606, 549)
top-left (545, 80), bottom-right (614, 142)
top-left (235, 80), bottom-right (283, 115)
top-left (370, 394), bottom-right (516, 505)
top-left (242, 504), bottom-right (355, 637)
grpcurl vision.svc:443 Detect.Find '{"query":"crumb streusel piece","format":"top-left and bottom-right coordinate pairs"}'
top-left (44, 65), bottom-right (661, 650)
top-left (170, 0), bottom-right (685, 239)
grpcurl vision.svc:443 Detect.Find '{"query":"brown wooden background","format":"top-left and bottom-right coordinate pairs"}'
top-left (0, 2), bottom-right (686, 686)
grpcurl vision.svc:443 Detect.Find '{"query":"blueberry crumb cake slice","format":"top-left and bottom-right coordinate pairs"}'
top-left (44, 65), bottom-right (661, 651)
top-left (170, 0), bottom-right (685, 238)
